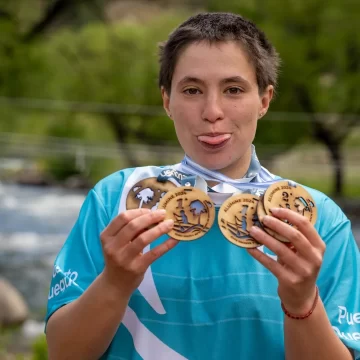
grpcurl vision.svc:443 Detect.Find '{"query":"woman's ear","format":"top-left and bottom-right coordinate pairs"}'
top-left (259, 85), bottom-right (274, 119)
top-left (161, 87), bottom-right (172, 118)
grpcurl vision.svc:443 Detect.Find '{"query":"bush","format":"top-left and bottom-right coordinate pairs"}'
top-left (32, 335), bottom-right (48, 360)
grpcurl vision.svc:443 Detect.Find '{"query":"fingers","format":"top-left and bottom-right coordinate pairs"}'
top-left (102, 208), bottom-right (151, 238)
top-left (260, 210), bottom-right (325, 266)
top-left (250, 211), bottom-right (325, 279)
top-left (138, 238), bottom-right (179, 271)
top-left (101, 208), bottom-right (178, 284)
top-left (125, 219), bottom-right (175, 258)
top-left (269, 208), bottom-right (325, 253)
top-left (247, 247), bottom-right (292, 282)
top-left (250, 226), bottom-right (306, 274)
top-left (117, 209), bottom-right (170, 247)
top-left (261, 215), bottom-right (313, 257)
top-left (102, 209), bottom-right (168, 249)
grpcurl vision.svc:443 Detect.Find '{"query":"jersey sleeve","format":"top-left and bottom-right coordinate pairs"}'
top-left (317, 196), bottom-right (360, 358)
top-left (45, 188), bottom-right (109, 326)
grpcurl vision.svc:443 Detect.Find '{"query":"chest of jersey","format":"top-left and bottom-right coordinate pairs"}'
top-left (106, 214), bottom-right (285, 360)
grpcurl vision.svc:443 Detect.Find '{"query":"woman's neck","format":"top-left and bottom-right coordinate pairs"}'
top-left (214, 147), bottom-right (252, 181)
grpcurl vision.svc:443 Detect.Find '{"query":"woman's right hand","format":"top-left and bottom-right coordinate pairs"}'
top-left (99, 208), bottom-right (177, 297)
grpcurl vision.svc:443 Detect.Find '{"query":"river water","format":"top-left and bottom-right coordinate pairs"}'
top-left (0, 184), bottom-right (86, 318)
top-left (0, 183), bottom-right (359, 318)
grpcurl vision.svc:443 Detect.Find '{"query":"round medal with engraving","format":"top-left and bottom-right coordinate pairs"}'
top-left (126, 177), bottom-right (176, 211)
top-left (260, 180), bottom-right (317, 242)
top-left (157, 186), bottom-right (215, 241)
top-left (256, 195), bottom-right (267, 223)
top-left (263, 180), bottom-right (317, 225)
top-left (218, 194), bottom-right (262, 248)
top-left (256, 194), bottom-right (290, 243)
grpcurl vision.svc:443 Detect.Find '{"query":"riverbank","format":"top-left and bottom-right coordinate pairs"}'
top-left (0, 166), bottom-right (92, 191)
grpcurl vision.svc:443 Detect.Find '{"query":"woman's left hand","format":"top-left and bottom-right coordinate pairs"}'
top-left (248, 207), bottom-right (326, 315)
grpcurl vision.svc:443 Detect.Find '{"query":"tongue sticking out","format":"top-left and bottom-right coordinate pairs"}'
top-left (198, 134), bottom-right (231, 145)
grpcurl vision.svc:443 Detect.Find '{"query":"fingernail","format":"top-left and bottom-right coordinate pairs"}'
top-left (155, 209), bottom-right (167, 215)
top-left (269, 208), bottom-right (280, 214)
top-left (164, 219), bottom-right (174, 227)
top-left (262, 215), bottom-right (272, 224)
top-left (250, 226), bottom-right (260, 234)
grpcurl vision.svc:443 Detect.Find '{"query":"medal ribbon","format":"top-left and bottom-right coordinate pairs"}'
top-left (157, 168), bottom-right (208, 192)
top-left (179, 145), bottom-right (279, 193)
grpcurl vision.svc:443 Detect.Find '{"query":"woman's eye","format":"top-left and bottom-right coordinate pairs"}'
top-left (226, 87), bottom-right (243, 95)
top-left (184, 88), bottom-right (200, 95)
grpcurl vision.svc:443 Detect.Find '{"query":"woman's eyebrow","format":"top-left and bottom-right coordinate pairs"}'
top-left (178, 76), bottom-right (205, 86)
top-left (177, 75), bottom-right (250, 87)
top-left (221, 76), bottom-right (250, 86)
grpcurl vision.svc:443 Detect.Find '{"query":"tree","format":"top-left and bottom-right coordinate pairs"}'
top-left (136, 188), bottom-right (154, 208)
top-left (189, 200), bottom-right (207, 224)
top-left (38, 14), bottom-right (186, 166)
top-left (0, 0), bottom-right (109, 132)
top-left (0, 2), bottom-right (183, 168)
top-left (207, 0), bottom-right (360, 196)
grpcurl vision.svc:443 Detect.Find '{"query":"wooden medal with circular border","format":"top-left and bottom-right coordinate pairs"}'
top-left (218, 194), bottom-right (262, 248)
top-left (157, 186), bottom-right (215, 241)
top-left (256, 195), bottom-right (267, 223)
top-left (256, 194), bottom-right (296, 249)
top-left (257, 194), bottom-right (290, 243)
top-left (257, 195), bottom-right (290, 244)
top-left (261, 180), bottom-right (317, 242)
top-left (126, 177), bottom-right (176, 210)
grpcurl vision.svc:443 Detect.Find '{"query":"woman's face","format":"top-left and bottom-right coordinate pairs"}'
top-left (162, 41), bottom-right (273, 179)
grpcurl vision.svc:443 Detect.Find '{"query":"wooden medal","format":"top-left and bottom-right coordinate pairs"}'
top-left (261, 180), bottom-right (317, 242)
top-left (126, 177), bottom-right (176, 210)
top-left (218, 194), bottom-right (262, 248)
top-left (257, 194), bottom-right (290, 243)
top-left (256, 195), bottom-right (267, 223)
top-left (157, 186), bottom-right (215, 241)
top-left (263, 180), bottom-right (317, 225)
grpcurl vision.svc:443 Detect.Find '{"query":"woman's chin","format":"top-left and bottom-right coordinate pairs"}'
top-left (193, 155), bottom-right (231, 172)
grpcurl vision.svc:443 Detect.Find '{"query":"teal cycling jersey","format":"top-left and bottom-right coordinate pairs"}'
top-left (46, 164), bottom-right (360, 360)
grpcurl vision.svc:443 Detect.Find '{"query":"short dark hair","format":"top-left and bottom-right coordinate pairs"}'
top-left (159, 12), bottom-right (280, 95)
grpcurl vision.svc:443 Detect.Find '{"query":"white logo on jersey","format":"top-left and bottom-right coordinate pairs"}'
top-left (338, 306), bottom-right (360, 325)
top-left (48, 267), bottom-right (78, 300)
top-left (332, 306), bottom-right (360, 342)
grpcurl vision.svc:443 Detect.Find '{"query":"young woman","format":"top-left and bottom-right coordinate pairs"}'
top-left (46, 12), bottom-right (360, 360)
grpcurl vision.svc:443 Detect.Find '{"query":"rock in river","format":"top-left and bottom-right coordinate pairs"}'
top-left (0, 277), bottom-right (29, 327)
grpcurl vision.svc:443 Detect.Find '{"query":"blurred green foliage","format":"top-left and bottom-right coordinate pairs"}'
top-left (32, 334), bottom-right (48, 360)
top-left (207, 0), bottom-right (360, 196)
top-left (208, 0), bottom-right (360, 114)
top-left (0, 330), bottom-right (47, 360)
top-left (0, 5), bottom-right (189, 182)
top-left (0, 0), bottom-right (359, 194)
